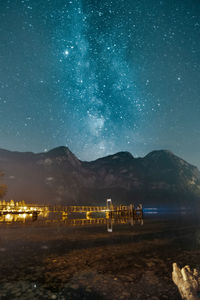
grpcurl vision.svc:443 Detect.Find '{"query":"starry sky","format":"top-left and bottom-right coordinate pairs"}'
top-left (0, 0), bottom-right (200, 167)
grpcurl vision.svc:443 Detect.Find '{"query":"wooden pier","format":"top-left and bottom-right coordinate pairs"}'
top-left (0, 199), bottom-right (143, 220)
top-left (0, 199), bottom-right (143, 231)
top-left (47, 199), bottom-right (143, 217)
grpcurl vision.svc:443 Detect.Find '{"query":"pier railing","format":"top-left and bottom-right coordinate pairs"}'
top-left (0, 201), bottom-right (143, 219)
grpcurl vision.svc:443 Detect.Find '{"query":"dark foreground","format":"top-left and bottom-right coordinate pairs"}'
top-left (0, 214), bottom-right (200, 299)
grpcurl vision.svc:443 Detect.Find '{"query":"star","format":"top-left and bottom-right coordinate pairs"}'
top-left (0, 0), bottom-right (199, 169)
top-left (64, 49), bottom-right (69, 56)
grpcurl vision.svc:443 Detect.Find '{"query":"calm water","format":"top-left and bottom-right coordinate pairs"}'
top-left (0, 210), bottom-right (199, 299)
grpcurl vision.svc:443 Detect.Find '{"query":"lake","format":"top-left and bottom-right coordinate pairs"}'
top-left (0, 211), bottom-right (199, 299)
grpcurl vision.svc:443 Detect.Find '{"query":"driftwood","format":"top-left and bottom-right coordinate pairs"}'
top-left (172, 263), bottom-right (200, 300)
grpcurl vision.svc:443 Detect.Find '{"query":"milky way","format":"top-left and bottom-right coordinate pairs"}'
top-left (0, 0), bottom-right (200, 167)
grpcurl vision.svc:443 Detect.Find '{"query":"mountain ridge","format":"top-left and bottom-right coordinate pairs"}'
top-left (0, 146), bottom-right (198, 169)
top-left (0, 146), bottom-right (199, 207)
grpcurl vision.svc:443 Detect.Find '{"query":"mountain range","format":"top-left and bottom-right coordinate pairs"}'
top-left (0, 146), bottom-right (200, 207)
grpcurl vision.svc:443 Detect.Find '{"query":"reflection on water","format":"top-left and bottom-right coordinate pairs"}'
top-left (0, 211), bottom-right (144, 232)
top-left (0, 213), bottom-right (33, 223)
top-left (0, 200), bottom-right (144, 231)
top-left (0, 199), bottom-right (49, 223)
top-left (0, 211), bottom-right (49, 223)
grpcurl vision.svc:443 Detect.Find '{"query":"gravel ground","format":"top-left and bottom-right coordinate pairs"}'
top-left (0, 215), bottom-right (199, 299)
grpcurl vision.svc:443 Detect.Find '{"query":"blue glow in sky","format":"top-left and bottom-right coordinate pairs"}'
top-left (0, 0), bottom-right (200, 167)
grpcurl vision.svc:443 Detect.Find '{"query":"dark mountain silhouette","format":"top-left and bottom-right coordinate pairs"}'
top-left (0, 147), bottom-right (200, 207)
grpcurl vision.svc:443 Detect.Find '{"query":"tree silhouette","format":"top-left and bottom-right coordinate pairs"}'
top-left (0, 172), bottom-right (7, 198)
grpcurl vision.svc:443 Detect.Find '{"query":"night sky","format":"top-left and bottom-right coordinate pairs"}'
top-left (0, 0), bottom-right (200, 167)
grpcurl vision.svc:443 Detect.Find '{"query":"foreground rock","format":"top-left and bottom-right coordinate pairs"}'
top-left (172, 263), bottom-right (200, 300)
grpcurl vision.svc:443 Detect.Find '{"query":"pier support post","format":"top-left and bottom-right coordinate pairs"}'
top-left (107, 218), bottom-right (113, 233)
top-left (106, 199), bottom-right (112, 210)
top-left (32, 211), bottom-right (38, 222)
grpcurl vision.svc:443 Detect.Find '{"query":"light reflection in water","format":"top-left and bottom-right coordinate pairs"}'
top-left (0, 200), bottom-right (143, 231)
top-left (0, 212), bottom-right (49, 223)
top-left (0, 212), bottom-right (143, 232)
